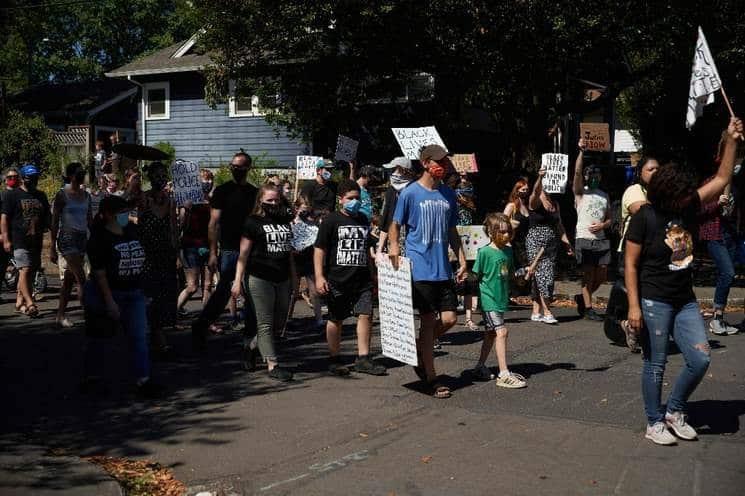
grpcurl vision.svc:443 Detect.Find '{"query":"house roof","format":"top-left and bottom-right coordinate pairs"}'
top-left (105, 37), bottom-right (212, 78)
top-left (614, 130), bottom-right (641, 153)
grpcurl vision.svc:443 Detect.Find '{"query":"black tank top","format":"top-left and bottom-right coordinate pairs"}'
top-left (529, 204), bottom-right (557, 227)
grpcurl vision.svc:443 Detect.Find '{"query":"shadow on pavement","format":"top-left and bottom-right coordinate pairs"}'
top-left (688, 400), bottom-right (745, 435)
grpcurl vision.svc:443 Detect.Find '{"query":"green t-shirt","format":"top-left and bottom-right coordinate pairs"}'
top-left (473, 244), bottom-right (513, 312)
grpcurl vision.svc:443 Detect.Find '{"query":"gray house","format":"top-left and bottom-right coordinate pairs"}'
top-left (105, 34), bottom-right (309, 167)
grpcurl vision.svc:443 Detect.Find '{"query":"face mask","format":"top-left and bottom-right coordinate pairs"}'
top-left (74, 171), bottom-right (86, 183)
top-left (298, 209), bottom-right (312, 220)
top-left (517, 190), bottom-right (529, 199)
top-left (390, 172), bottom-right (410, 191)
top-left (428, 164), bottom-right (446, 180)
top-left (262, 202), bottom-right (283, 218)
top-left (343, 198), bottom-right (361, 215)
top-left (151, 178), bottom-right (167, 191)
top-left (320, 170), bottom-right (332, 181)
top-left (23, 177), bottom-right (39, 190)
top-left (588, 178), bottom-right (600, 190)
top-left (115, 212), bottom-right (129, 227)
top-left (232, 168), bottom-right (248, 183)
top-left (6, 177), bottom-right (18, 188)
top-left (201, 181), bottom-right (212, 195)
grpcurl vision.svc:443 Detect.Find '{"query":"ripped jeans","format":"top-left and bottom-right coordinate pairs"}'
top-left (640, 298), bottom-right (711, 425)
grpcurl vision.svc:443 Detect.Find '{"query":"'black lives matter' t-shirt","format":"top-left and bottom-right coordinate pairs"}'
top-left (625, 197), bottom-right (700, 305)
top-left (242, 215), bottom-right (292, 282)
top-left (1, 188), bottom-right (50, 251)
top-left (87, 223), bottom-right (145, 291)
top-left (314, 211), bottom-right (371, 286)
top-left (210, 181), bottom-right (258, 250)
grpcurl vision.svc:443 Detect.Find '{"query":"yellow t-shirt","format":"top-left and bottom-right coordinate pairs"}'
top-left (618, 184), bottom-right (647, 251)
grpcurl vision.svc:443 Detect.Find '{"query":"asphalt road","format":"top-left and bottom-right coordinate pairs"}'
top-left (1, 288), bottom-right (744, 496)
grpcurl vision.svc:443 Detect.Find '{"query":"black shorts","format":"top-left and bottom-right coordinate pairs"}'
top-left (413, 280), bottom-right (458, 315)
top-left (575, 238), bottom-right (611, 266)
top-left (326, 282), bottom-right (373, 321)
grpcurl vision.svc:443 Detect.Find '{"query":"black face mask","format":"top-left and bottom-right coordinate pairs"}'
top-left (23, 177), bottom-right (39, 190)
top-left (74, 171), bottom-right (86, 183)
top-left (201, 181), bottom-right (213, 195)
top-left (151, 178), bottom-right (167, 191)
top-left (298, 209), bottom-right (312, 220)
top-left (262, 202), bottom-right (284, 218)
top-left (232, 168), bottom-right (248, 183)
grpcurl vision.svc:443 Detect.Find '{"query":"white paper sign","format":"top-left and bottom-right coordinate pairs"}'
top-left (290, 221), bottom-right (319, 251)
top-left (541, 153), bottom-right (569, 194)
top-left (377, 256), bottom-right (418, 366)
top-left (334, 135), bottom-right (359, 162)
top-left (297, 155), bottom-right (323, 180)
top-left (686, 26), bottom-right (722, 129)
top-left (391, 126), bottom-right (448, 160)
top-left (171, 159), bottom-right (203, 206)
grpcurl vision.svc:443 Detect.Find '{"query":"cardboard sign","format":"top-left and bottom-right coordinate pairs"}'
top-left (391, 126), bottom-right (448, 160)
top-left (334, 135), bottom-right (359, 162)
top-left (296, 155), bottom-right (323, 180)
top-left (171, 159), bottom-right (203, 206)
top-left (580, 123), bottom-right (611, 152)
top-left (451, 153), bottom-right (478, 174)
top-left (541, 153), bottom-right (569, 194)
top-left (377, 257), bottom-right (418, 366)
top-left (457, 225), bottom-right (490, 261)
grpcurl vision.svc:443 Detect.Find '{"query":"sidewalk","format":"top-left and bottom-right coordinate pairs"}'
top-left (554, 280), bottom-right (745, 306)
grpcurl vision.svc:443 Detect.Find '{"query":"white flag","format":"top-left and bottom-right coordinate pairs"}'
top-left (686, 27), bottom-right (722, 129)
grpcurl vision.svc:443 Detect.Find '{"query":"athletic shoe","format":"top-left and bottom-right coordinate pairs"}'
top-left (584, 308), bottom-right (603, 321)
top-left (268, 366), bottom-right (293, 382)
top-left (542, 314), bottom-right (558, 325)
top-left (645, 422), bottom-right (677, 445)
top-left (471, 364), bottom-right (494, 381)
top-left (353, 356), bottom-right (387, 376)
top-left (574, 294), bottom-right (586, 317)
top-left (433, 339), bottom-right (442, 350)
top-left (328, 361), bottom-right (351, 376)
top-left (496, 373), bottom-right (527, 389)
top-left (530, 313), bottom-right (543, 322)
top-left (230, 319), bottom-right (246, 332)
top-left (665, 411), bottom-right (698, 440)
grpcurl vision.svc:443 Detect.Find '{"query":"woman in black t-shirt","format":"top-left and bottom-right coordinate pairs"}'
top-left (84, 195), bottom-right (161, 397)
top-left (625, 117), bottom-right (743, 446)
top-left (232, 185), bottom-right (295, 382)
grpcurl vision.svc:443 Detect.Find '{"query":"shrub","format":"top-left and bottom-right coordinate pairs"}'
top-left (0, 110), bottom-right (57, 172)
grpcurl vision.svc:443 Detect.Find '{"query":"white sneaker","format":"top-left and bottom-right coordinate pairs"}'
top-left (530, 313), bottom-right (543, 322)
top-left (665, 411), bottom-right (698, 440)
top-left (496, 373), bottom-right (527, 389)
top-left (645, 422), bottom-right (677, 445)
top-left (542, 314), bottom-right (558, 325)
top-left (709, 317), bottom-right (740, 336)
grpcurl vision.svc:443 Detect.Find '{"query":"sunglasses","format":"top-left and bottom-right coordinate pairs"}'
top-left (5, 175), bottom-right (19, 180)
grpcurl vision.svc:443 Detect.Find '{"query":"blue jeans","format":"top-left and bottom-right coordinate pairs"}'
top-left (640, 298), bottom-right (711, 425)
top-left (706, 231), bottom-right (736, 310)
top-left (84, 281), bottom-right (150, 381)
top-left (194, 249), bottom-right (241, 329)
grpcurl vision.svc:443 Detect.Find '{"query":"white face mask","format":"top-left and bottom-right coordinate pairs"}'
top-left (390, 172), bottom-right (410, 191)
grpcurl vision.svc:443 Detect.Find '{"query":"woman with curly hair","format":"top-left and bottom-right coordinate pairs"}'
top-left (625, 117), bottom-right (743, 446)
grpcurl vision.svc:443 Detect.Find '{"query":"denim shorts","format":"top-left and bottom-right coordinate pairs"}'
top-left (13, 248), bottom-right (41, 269)
top-left (182, 247), bottom-right (209, 269)
top-left (57, 229), bottom-right (88, 256)
top-left (483, 311), bottom-right (506, 331)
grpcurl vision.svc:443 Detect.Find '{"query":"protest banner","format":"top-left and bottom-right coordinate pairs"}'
top-left (451, 153), bottom-right (479, 174)
top-left (541, 153), bottom-right (569, 194)
top-left (391, 126), bottom-right (448, 160)
top-left (334, 135), bottom-right (359, 163)
top-left (457, 225), bottom-right (489, 261)
top-left (171, 159), bottom-right (203, 207)
top-left (579, 123), bottom-right (610, 152)
top-left (296, 155), bottom-right (323, 180)
top-left (377, 257), bottom-right (418, 366)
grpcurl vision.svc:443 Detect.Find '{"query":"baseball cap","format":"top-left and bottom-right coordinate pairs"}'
top-left (419, 144), bottom-right (448, 162)
top-left (316, 158), bottom-right (334, 169)
top-left (382, 157), bottom-right (412, 170)
top-left (20, 164), bottom-right (40, 177)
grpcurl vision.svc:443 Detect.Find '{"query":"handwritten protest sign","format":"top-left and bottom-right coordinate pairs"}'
top-left (541, 153), bottom-right (569, 194)
top-left (391, 126), bottom-right (448, 160)
top-left (579, 123), bottom-right (610, 152)
top-left (334, 135), bottom-right (359, 162)
top-left (171, 159), bottom-right (202, 206)
top-left (451, 154), bottom-right (478, 174)
top-left (458, 225), bottom-right (490, 260)
top-left (296, 155), bottom-right (323, 180)
top-left (686, 26), bottom-right (723, 129)
top-left (378, 257), bottom-right (418, 366)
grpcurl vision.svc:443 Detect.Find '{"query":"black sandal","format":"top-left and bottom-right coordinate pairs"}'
top-left (426, 382), bottom-right (451, 399)
top-left (26, 304), bottom-right (40, 318)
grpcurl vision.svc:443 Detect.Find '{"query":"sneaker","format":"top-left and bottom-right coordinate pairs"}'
top-left (353, 356), bottom-right (387, 376)
top-left (433, 339), bottom-right (442, 350)
top-left (177, 308), bottom-right (189, 318)
top-left (230, 319), bottom-right (246, 332)
top-left (268, 366), bottom-right (293, 382)
top-left (645, 422), bottom-right (677, 445)
top-left (574, 294), bottom-right (586, 317)
top-left (621, 320), bottom-right (640, 353)
top-left (665, 411), bottom-right (698, 440)
top-left (328, 360), bottom-right (351, 376)
top-left (584, 308), bottom-right (603, 321)
top-left (136, 379), bottom-right (165, 399)
top-left (496, 373), bottom-right (527, 389)
top-left (471, 364), bottom-right (494, 381)
top-left (55, 318), bottom-right (74, 329)
top-left (530, 313), bottom-right (543, 322)
top-left (542, 314), bottom-right (558, 325)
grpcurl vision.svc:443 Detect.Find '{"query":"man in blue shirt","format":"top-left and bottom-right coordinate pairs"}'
top-left (388, 144), bottom-right (467, 398)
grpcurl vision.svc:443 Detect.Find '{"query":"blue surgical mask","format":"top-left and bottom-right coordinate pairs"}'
top-left (321, 170), bottom-right (332, 181)
top-left (116, 212), bottom-right (129, 227)
top-left (343, 198), bottom-right (361, 215)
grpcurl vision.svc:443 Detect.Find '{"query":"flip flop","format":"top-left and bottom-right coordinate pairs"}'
top-left (26, 305), bottom-right (40, 318)
top-left (15, 304), bottom-right (28, 315)
top-left (426, 381), bottom-right (452, 399)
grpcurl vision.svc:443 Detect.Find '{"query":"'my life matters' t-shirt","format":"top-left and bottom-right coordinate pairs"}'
top-left (242, 215), bottom-right (292, 282)
top-left (314, 211), bottom-right (371, 286)
top-left (87, 223), bottom-right (145, 291)
top-left (393, 181), bottom-right (458, 282)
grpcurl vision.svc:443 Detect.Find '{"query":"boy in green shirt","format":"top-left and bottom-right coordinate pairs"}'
top-left (471, 213), bottom-right (527, 388)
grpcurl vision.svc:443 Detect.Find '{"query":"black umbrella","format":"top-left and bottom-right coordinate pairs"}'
top-left (112, 143), bottom-right (169, 161)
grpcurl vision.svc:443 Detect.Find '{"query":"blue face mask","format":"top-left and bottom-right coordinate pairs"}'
top-left (321, 170), bottom-right (332, 181)
top-left (115, 212), bottom-right (129, 227)
top-left (343, 198), bottom-right (361, 215)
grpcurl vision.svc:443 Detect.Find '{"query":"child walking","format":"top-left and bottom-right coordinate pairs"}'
top-left (471, 213), bottom-right (527, 388)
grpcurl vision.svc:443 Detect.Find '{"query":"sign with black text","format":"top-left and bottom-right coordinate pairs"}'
top-left (541, 153), bottom-right (569, 194)
top-left (171, 159), bottom-right (203, 206)
top-left (377, 257), bottom-right (418, 366)
top-left (391, 126), bottom-right (447, 160)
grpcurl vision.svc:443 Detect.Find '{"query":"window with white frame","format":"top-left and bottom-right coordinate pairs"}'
top-left (229, 80), bottom-right (264, 117)
top-left (144, 82), bottom-right (170, 120)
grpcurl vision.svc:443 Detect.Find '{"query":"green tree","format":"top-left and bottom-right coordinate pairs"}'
top-left (0, 109), bottom-right (57, 169)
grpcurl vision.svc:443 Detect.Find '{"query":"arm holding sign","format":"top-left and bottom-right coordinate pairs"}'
top-left (529, 168), bottom-right (546, 210)
top-left (697, 117), bottom-right (743, 204)
top-left (573, 139), bottom-right (586, 202)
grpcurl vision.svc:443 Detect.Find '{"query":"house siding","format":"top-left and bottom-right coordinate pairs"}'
top-left (137, 73), bottom-right (309, 167)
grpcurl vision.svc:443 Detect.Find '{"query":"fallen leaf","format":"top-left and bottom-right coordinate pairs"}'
top-left (421, 456), bottom-right (433, 464)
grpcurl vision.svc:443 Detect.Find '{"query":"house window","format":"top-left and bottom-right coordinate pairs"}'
top-left (229, 80), bottom-right (264, 117)
top-left (144, 82), bottom-right (170, 120)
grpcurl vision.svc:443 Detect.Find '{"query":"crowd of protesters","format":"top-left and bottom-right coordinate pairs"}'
top-left (1, 118), bottom-right (744, 446)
